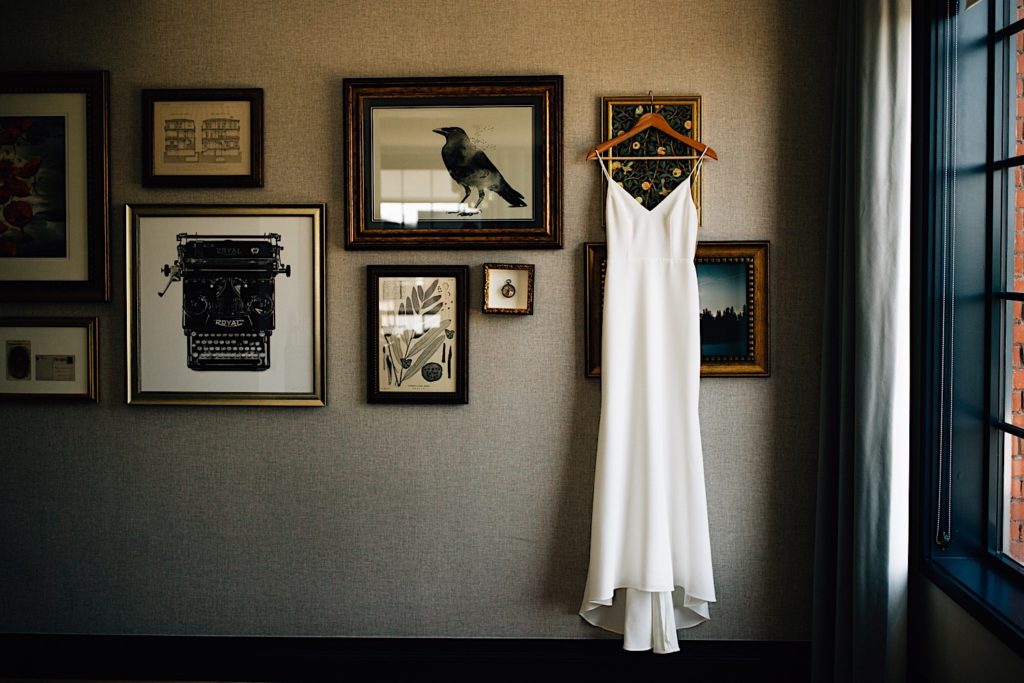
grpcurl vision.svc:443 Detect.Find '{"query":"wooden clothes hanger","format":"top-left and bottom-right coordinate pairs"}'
top-left (587, 93), bottom-right (718, 162)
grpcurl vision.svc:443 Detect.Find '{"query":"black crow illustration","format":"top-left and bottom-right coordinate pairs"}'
top-left (432, 126), bottom-right (527, 215)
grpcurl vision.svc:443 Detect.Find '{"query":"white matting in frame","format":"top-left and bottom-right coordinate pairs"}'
top-left (0, 317), bottom-right (97, 401)
top-left (0, 92), bottom-right (88, 282)
top-left (127, 205), bottom-right (325, 406)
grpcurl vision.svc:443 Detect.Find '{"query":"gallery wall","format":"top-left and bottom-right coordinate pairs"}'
top-left (0, 0), bottom-right (835, 640)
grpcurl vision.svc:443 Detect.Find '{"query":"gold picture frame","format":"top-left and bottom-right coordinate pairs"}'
top-left (482, 263), bottom-right (534, 315)
top-left (126, 204), bottom-right (326, 406)
top-left (600, 95), bottom-right (703, 224)
top-left (585, 241), bottom-right (770, 377)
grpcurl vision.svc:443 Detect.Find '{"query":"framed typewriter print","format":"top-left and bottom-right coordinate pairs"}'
top-left (0, 71), bottom-right (110, 301)
top-left (601, 95), bottom-right (703, 224)
top-left (367, 265), bottom-right (468, 404)
top-left (0, 317), bottom-right (98, 402)
top-left (585, 241), bottom-right (770, 378)
top-left (126, 204), bottom-right (326, 406)
top-left (344, 76), bottom-right (563, 249)
top-left (142, 88), bottom-right (264, 188)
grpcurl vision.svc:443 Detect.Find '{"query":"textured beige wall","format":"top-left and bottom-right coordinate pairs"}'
top-left (0, 0), bottom-right (834, 639)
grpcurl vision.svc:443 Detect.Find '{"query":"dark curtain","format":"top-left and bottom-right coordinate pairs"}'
top-left (812, 0), bottom-right (910, 680)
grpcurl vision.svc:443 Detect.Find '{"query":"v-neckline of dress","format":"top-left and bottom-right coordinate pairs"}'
top-left (607, 175), bottom-right (692, 216)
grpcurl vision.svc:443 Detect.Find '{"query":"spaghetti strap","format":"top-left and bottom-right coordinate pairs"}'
top-left (594, 151), bottom-right (615, 183)
top-left (687, 147), bottom-right (709, 183)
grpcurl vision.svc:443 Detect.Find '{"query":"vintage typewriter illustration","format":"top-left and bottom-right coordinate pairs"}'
top-left (158, 233), bottom-right (290, 371)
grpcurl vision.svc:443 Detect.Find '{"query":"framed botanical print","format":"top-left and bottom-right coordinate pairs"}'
top-left (344, 76), bottom-right (563, 249)
top-left (0, 317), bottom-right (98, 402)
top-left (142, 88), bottom-right (264, 188)
top-left (601, 95), bottom-right (703, 223)
top-left (367, 265), bottom-right (468, 404)
top-left (585, 241), bottom-right (770, 377)
top-left (0, 71), bottom-right (110, 301)
top-left (126, 204), bottom-right (326, 406)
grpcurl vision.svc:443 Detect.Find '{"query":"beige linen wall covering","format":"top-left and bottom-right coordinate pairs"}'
top-left (0, 0), bottom-right (834, 639)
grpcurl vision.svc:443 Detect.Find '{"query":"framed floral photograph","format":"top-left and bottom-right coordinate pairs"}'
top-left (585, 241), bottom-right (770, 377)
top-left (0, 317), bottom-right (99, 402)
top-left (0, 71), bottom-right (110, 301)
top-left (142, 88), bottom-right (264, 188)
top-left (126, 204), bottom-right (326, 406)
top-left (367, 265), bottom-right (468, 404)
top-left (344, 76), bottom-right (562, 249)
top-left (601, 95), bottom-right (704, 223)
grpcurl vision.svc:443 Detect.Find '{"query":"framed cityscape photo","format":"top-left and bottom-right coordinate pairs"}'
top-left (0, 71), bottom-right (110, 301)
top-left (142, 88), bottom-right (264, 188)
top-left (601, 95), bottom-right (704, 223)
top-left (0, 317), bottom-right (98, 402)
top-left (585, 241), bottom-right (770, 377)
top-left (126, 204), bottom-right (326, 406)
top-left (344, 76), bottom-right (563, 249)
top-left (367, 265), bottom-right (468, 404)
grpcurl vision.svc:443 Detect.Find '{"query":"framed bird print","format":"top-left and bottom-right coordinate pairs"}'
top-left (366, 265), bottom-right (469, 403)
top-left (344, 76), bottom-right (563, 249)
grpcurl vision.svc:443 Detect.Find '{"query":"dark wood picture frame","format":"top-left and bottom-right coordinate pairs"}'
top-left (367, 265), bottom-right (469, 404)
top-left (344, 76), bottom-right (563, 249)
top-left (0, 71), bottom-right (110, 301)
top-left (585, 241), bottom-right (770, 377)
top-left (0, 316), bottom-right (99, 402)
top-left (142, 88), bottom-right (264, 188)
top-left (126, 204), bottom-right (326, 406)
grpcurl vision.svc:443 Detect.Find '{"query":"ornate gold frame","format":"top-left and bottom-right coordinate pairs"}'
top-left (585, 241), bottom-right (770, 378)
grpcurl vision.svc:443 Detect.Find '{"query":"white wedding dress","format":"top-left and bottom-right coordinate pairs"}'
top-left (580, 152), bottom-right (716, 653)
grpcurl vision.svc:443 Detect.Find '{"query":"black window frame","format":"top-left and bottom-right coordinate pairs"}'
top-left (914, 0), bottom-right (1024, 653)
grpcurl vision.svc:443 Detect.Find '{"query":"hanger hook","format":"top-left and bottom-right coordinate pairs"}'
top-left (648, 90), bottom-right (655, 113)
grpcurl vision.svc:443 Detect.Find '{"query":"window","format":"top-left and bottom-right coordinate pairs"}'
top-left (917, 0), bottom-right (1024, 649)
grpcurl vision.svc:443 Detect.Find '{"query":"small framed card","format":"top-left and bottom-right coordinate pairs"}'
top-left (482, 263), bottom-right (534, 315)
top-left (0, 317), bottom-right (98, 401)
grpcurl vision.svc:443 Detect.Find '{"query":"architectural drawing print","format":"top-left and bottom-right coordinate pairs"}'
top-left (200, 117), bottom-right (241, 162)
top-left (163, 117), bottom-right (241, 164)
top-left (163, 118), bottom-right (196, 163)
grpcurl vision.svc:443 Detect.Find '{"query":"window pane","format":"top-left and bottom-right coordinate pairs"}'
top-left (1005, 302), bottom-right (1024, 425)
top-left (1017, 30), bottom-right (1023, 159)
top-left (1004, 432), bottom-right (1024, 566)
top-left (1010, 167), bottom-right (1022, 291)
